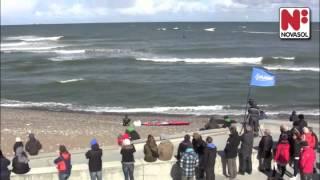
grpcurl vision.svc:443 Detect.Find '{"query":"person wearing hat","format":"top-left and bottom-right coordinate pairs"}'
top-left (180, 147), bottom-right (199, 180)
top-left (222, 116), bottom-right (232, 128)
top-left (125, 126), bottom-right (141, 141)
top-left (85, 139), bottom-right (103, 180)
top-left (25, 133), bottom-right (42, 156)
top-left (13, 137), bottom-right (24, 154)
top-left (120, 139), bottom-right (136, 180)
top-left (12, 146), bottom-right (30, 174)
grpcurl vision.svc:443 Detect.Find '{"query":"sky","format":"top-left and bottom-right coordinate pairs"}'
top-left (1, 0), bottom-right (319, 25)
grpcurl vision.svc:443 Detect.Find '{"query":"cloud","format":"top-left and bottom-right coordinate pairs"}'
top-left (1, 0), bottom-right (319, 25)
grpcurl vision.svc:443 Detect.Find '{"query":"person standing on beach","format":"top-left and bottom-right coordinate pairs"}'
top-left (123, 114), bottom-right (131, 126)
top-left (54, 145), bottom-right (72, 180)
top-left (25, 133), bottom-right (42, 156)
top-left (299, 141), bottom-right (316, 180)
top-left (257, 129), bottom-right (273, 172)
top-left (158, 134), bottom-right (174, 161)
top-left (289, 111), bottom-right (299, 122)
top-left (144, 134), bottom-right (159, 162)
top-left (274, 134), bottom-right (290, 179)
top-left (203, 136), bottom-right (217, 180)
top-left (120, 139), bottom-right (136, 180)
top-left (238, 125), bottom-right (254, 175)
top-left (224, 125), bottom-right (240, 180)
top-left (13, 137), bottom-right (24, 154)
top-left (192, 132), bottom-right (206, 179)
top-left (180, 147), bottom-right (199, 180)
top-left (290, 132), bottom-right (301, 180)
top-left (176, 134), bottom-right (192, 161)
top-left (12, 146), bottom-right (30, 175)
top-left (293, 114), bottom-right (308, 133)
top-left (86, 139), bottom-right (103, 180)
top-left (301, 127), bottom-right (316, 149)
top-left (0, 150), bottom-right (11, 180)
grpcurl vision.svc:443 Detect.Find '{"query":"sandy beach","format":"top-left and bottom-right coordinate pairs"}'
top-left (0, 107), bottom-right (214, 156)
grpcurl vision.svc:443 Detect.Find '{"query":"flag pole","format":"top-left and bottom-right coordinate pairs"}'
top-left (240, 85), bottom-right (252, 134)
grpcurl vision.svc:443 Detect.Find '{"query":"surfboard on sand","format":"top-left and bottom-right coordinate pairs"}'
top-left (142, 120), bottom-right (190, 126)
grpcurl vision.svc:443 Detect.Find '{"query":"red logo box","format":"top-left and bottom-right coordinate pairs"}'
top-left (279, 7), bottom-right (310, 39)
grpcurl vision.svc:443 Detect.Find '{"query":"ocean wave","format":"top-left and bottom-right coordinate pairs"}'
top-left (136, 57), bottom-right (263, 64)
top-left (1, 42), bottom-right (28, 47)
top-left (264, 66), bottom-right (320, 72)
top-left (54, 50), bottom-right (86, 54)
top-left (1, 45), bottom-right (64, 52)
top-left (156, 28), bottom-right (167, 31)
top-left (243, 31), bottom-right (277, 34)
top-left (58, 78), bottom-right (84, 83)
top-left (5, 36), bottom-right (64, 42)
top-left (204, 28), bottom-right (216, 32)
top-left (271, 56), bottom-right (295, 60)
top-left (1, 99), bottom-right (319, 116)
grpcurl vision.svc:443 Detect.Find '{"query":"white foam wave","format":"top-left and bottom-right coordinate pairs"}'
top-left (1, 42), bottom-right (28, 47)
top-left (58, 78), bottom-right (84, 84)
top-left (271, 56), bottom-right (295, 60)
top-left (264, 66), bottom-right (320, 72)
top-left (156, 28), bottom-right (167, 31)
top-left (137, 57), bottom-right (263, 64)
top-left (172, 27), bottom-right (179, 30)
top-left (54, 50), bottom-right (86, 54)
top-left (5, 36), bottom-right (63, 42)
top-left (1, 46), bottom-right (64, 52)
top-left (204, 28), bottom-right (216, 32)
top-left (1, 100), bottom-right (319, 116)
top-left (243, 31), bottom-right (277, 34)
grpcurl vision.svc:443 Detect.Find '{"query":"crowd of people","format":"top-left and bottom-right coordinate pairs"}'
top-left (0, 113), bottom-right (318, 180)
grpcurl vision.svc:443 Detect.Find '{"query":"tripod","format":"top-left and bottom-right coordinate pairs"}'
top-left (240, 113), bottom-right (263, 137)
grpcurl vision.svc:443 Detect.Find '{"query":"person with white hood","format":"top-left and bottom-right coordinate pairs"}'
top-left (12, 146), bottom-right (30, 174)
top-left (120, 139), bottom-right (136, 180)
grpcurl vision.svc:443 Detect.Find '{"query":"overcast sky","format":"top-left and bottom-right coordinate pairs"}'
top-left (1, 0), bottom-right (319, 25)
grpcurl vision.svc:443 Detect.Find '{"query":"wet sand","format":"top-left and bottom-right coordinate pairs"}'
top-left (1, 108), bottom-right (214, 156)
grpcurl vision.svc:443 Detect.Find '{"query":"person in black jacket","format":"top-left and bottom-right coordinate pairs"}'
top-left (25, 133), bottom-right (42, 156)
top-left (0, 149), bottom-right (11, 180)
top-left (203, 136), bottom-right (217, 180)
top-left (238, 125), bottom-right (254, 175)
top-left (290, 132), bottom-right (301, 179)
top-left (13, 137), bottom-right (23, 154)
top-left (125, 127), bottom-right (140, 141)
top-left (12, 146), bottom-right (30, 174)
top-left (192, 132), bottom-right (206, 179)
top-left (176, 134), bottom-right (192, 161)
top-left (224, 125), bottom-right (240, 179)
top-left (289, 111), bottom-right (299, 122)
top-left (257, 129), bottom-right (273, 172)
top-left (293, 114), bottom-right (308, 133)
top-left (120, 139), bottom-right (136, 180)
top-left (86, 139), bottom-right (103, 180)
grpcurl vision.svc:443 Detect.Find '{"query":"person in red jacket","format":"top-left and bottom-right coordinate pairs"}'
top-left (274, 134), bottom-right (290, 179)
top-left (54, 145), bottom-right (72, 180)
top-left (299, 141), bottom-right (316, 180)
top-left (301, 127), bottom-right (316, 149)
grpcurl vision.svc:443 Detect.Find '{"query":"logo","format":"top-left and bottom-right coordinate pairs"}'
top-left (255, 73), bottom-right (274, 81)
top-left (279, 7), bottom-right (310, 39)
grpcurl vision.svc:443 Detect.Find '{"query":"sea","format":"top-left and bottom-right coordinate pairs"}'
top-left (1, 22), bottom-right (319, 117)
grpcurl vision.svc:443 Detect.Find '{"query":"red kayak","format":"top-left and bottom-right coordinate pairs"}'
top-left (142, 120), bottom-right (190, 126)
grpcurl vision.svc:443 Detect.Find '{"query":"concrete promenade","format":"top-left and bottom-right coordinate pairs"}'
top-left (10, 119), bottom-right (319, 180)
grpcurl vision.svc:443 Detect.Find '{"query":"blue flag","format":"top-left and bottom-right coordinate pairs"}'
top-left (250, 67), bottom-right (275, 87)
